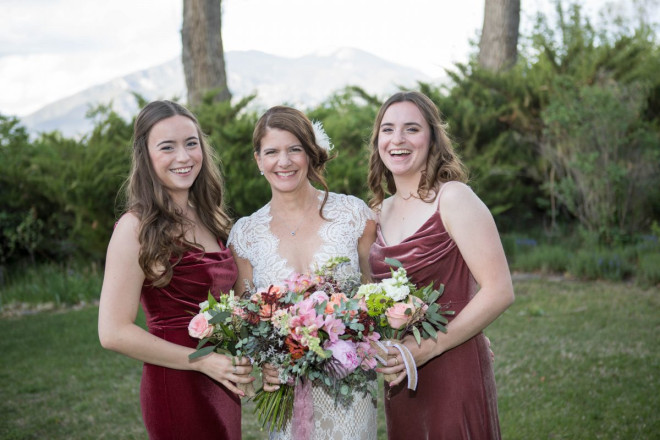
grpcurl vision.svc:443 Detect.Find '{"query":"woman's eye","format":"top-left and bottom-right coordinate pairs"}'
top-left (186, 141), bottom-right (199, 148)
top-left (381, 127), bottom-right (393, 133)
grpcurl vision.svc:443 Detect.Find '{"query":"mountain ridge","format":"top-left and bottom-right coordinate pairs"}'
top-left (21, 47), bottom-right (434, 137)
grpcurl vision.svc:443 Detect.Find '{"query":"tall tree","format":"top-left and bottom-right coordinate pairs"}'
top-left (478, 0), bottom-right (521, 71)
top-left (181, 0), bottom-right (231, 107)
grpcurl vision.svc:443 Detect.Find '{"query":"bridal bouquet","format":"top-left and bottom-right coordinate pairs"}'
top-left (355, 258), bottom-right (454, 389)
top-left (240, 257), bottom-right (381, 433)
top-left (187, 290), bottom-right (256, 397)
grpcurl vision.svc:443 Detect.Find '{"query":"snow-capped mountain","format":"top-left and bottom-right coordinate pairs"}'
top-left (21, 48), bottom-right (433, 137)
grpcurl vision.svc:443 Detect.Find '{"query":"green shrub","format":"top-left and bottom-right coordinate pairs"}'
top-left (0, 262), bottom-right (102, 309)
top-left (569, 249), bottom-right (635, 281)
top-left (636, 251), bottom-right (660, 288)
top-left (510, 244), bottom-right (570, 274)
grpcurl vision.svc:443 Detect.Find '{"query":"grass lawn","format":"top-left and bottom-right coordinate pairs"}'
top-left (0, 278), bottom-right (657, 439)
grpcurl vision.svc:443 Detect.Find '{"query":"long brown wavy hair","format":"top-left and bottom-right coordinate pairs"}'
top-left (367, 91), bottom-right (468, 210)
top-left (125, 100), bottom-right (232, 287)
top-left (252, 106), bottom-right (334, 215)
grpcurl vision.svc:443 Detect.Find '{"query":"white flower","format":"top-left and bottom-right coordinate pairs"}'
top-left (198, 300), bottom-right (210, 312)
top-left (391, 267), bottom-right (409, 284)
top-left (381, 277), bottom-right (410, 301)
top-left (356, 283), bottom-right (382, 300)
top-left (312, 120), bottom-right (334, 152)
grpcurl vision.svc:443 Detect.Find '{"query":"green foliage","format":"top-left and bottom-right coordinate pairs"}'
top-left (511, 244), bottom-right (571, 274)
top-left (540, 79), bottom-right (659, 243)
top-left (308, 86), bottom-right (380, 201)
top-left (635, 250), bottom-right (660, 287)
top-left (0, 262), bottom-right (102, 309)
top-left (568, 248), bottom-right (636, 281)
top-left (436, 1), bottom-right (660, 237)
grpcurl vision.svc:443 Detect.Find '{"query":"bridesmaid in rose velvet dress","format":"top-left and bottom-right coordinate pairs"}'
top-left (367, 92), bottom-right (515, 439)
top-left (98, 100), bottom-right (254, 440)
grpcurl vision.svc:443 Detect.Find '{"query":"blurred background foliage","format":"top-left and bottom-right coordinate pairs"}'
top-left (1, 2), bottom-right (658, 291)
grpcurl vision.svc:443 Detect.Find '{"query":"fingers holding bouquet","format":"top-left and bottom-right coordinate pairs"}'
top-left (376, 349), bottom-right (408, 387)
top-left (261, 362), bottom-right (282, 392)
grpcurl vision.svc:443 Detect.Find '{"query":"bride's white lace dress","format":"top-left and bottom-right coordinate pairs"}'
top-left (228, 192), bottom-right (378, 440)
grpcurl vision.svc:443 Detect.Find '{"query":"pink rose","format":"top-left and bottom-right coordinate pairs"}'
top-left (188, 313), bottom-right (214, 339)
top-left (385, 302), bottom-right (414, 329)
top-left (324, 339), bottom-right (360, 379)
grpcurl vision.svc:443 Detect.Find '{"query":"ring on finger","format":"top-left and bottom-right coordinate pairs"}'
top-left (233, 365), bottom-right (237, 374)
top-left (394, 357), bottom-right (398, 366)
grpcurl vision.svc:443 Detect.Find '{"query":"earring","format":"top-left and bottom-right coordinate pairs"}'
top-left (260, 171), bottom-right (264, 176)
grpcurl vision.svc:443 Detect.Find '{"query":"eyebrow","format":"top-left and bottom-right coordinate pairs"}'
top-left (380, 122), bottom-right (423, 127)
top-left (156, 136), bottom-right (199, 147)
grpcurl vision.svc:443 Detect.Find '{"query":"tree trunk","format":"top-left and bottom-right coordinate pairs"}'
top-left (181, 0), bottom-right (231, 107)
top-left (478, 0), bottom-right (521, 72)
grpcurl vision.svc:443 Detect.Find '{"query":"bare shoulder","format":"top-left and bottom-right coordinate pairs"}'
top-left (109, 212), bottom-right (140, 249)
top-left (438, 182), bottom-right (493, 235)
top-left (439, 182), bottom-right (483, 210)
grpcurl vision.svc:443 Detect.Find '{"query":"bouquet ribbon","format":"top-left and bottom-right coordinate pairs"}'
top-left (373, 339), bottom-right (418, 390)
top-left (291, 378), bottom-right (313, 440)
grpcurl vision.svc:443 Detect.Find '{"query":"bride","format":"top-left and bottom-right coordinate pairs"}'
top-left (228, 106), bottom-right (377, 439)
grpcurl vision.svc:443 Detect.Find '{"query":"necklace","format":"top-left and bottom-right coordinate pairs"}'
top-left (275, 194), bottom-right (316, 237)
top-left (282, 216), bottom-right (306, 236)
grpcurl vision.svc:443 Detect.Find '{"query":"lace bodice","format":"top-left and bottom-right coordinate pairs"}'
top-left (228, 192), bottom-right (374, 289)
top-left (228, 191), bottom-right (378, 440)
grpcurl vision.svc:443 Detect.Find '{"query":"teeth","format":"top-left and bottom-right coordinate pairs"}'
top-left (277, 171), bottom-right (295, 177)
top-left (390, 149), bottom-right (411, 156)
top-left (171, 167), bottom-right (192, 174)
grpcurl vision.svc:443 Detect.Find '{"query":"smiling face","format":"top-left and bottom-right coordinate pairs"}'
top-left (147, 114), bottom-right (203, 199)
top-left (255, 127), bottom-right (310, 195)
top-left (377, 101), bottom-right (432, 179)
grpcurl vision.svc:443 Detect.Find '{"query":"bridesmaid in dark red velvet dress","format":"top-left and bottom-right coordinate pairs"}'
top-left (98, 100), bottom-right (254, 440)
top-left (366, 92), bottom-right (515, 439)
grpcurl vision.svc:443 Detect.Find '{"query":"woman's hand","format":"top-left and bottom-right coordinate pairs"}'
top-left (194, 353), bottom-right (255, 397)
top-left (376, 346), bottom-right (408, 386)
top-left (379, 336), bottom-right (443, 387)
top-left (261, 362), bottom-right (282, 392)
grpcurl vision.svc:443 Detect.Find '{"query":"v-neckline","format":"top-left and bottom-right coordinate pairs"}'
top-left (265, 197), bottom-right (325, 275)
top-left (377, 210), bottom-right (439, 247)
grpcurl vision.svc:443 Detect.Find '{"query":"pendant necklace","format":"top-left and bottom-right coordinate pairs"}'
top-left (283, 216), bottom-right (306, 236)
top-left (278, 195), bottom-right (315, 237)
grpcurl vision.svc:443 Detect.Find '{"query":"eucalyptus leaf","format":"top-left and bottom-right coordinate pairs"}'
top-left (209, 311), bottom-right (230, 324)
top-left (384, 257), bottom-right (403, 268)
top-left (422, 321), bottom-right (438, 340)
top-left (412, 326), bottom-right (421, 345)
top-left (188, 345), bottom-right (215, 360)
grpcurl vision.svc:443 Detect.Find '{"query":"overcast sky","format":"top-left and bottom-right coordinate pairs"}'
top-left (1, 0), bottom-right (656, 116)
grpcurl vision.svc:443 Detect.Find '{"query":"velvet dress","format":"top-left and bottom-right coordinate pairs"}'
top-left (369, 184), bottom-right (501, 440)
top-left (139, 241), bottom-right (240, 440)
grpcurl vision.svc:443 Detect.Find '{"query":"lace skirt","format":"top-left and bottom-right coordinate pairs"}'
top-left (270, 382), bottom-right (378, 440)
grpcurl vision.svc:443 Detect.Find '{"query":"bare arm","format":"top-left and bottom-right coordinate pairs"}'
top-left (358, 219), bottom-right (377, 283)
top-left (97, 214), bottom-right (253, 395)
top-left (384, 183), bottom-right (514, 383)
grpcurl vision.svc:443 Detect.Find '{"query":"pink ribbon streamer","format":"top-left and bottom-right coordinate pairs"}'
top-left (291, 378), bottom-right (313, 440)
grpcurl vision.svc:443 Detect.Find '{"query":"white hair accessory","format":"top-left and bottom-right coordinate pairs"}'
top-left (311, 120), bottom-right (334, 152)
